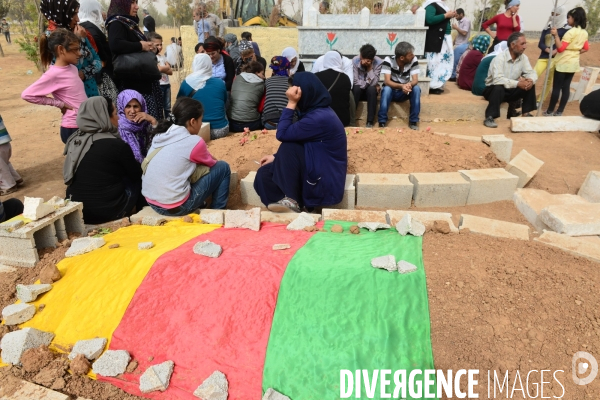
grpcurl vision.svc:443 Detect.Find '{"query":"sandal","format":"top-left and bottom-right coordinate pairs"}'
top-left (0, 185), bottom-right (17, 196)
top-left (268, 197), bottom-right (301, 213)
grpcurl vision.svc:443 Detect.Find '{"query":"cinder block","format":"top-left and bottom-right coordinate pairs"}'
top-left (224, 208), bottom-right (261, 231)
top-left (240, 171), bottom-right (264, 207)
top-left (386, 210), bottom-right (459, 233)
top-left (578, 171), bottom-right (600, 203)
top-left (459, 214), bottom-right (529, 240)
top-left (139, 360), bottom-right (174, 393)
top-left (0, 328), bottom-right (55, 365)
top-left (458, 168), bottom-right (519, 205)
top-left (2, 303), bottom-right (36, 325)
top-left (199, 122), bottom-right (211, 143)
top-left (482, 134), bottom-right (513, 163)
top-left (194, 370), bottom-right (228, 399)
top-left (200, 209), bottom-right (224, 224)
top-left (16, 284), bottom-right (52, 303)
top-left (261, 211), bottom-right (320, 224)
top-left (23, 197), bottom-right (55, 221)
top-left (0, 236), bottom-right (39, 267)
top-left (511, 115), bottom-right (600, 132)
top-left (33, 223), bottom-right (58, 249)
top-left (130, 206), bottom-right (180, 224)
top-left (356, 173), bottom-right (413, 209)
top-left (409, 172), bottom-right (470, 207)
top-left (540, 203), bottom-right (600, 236)
top-left (0, 219), bottom-right (24, 232)
top-left (91, 350), bottom-right (130, 377)
top-left (54, 218), bottom-right (67, 241)
top-left (229, 171), bottom-right (238, 198)
top-left (535, 231), bottom-right (600, 263)
top-left (322, 209), bottom-right (388, 223)
top-left (329, 174), bottom-right (356, 210)
top-left (513, 189), bottom-right (589, 232)
top-left (63, 207), bottom-right (85, 235)
top-left (68, 338), bottom-right (107, 360)
top-left (505, 150), bottom-right (544, 188)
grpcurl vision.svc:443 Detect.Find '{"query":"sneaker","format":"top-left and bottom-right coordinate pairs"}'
top-left (379, 122), bottom-right (386, 128)
top-left (429, 88), bottom-right (443, 95)
top-left (553, 111), bottom-right (563, 116)
top-left (268, 197), bottom-right (301, 213)
top-left (542, 110), bottom-right (554, 116)
top-left (483, 116), bottom-right (498, 128)
top-left (522, 113), bottom-right (534, 117)
top-left (409, 123), bottom-right (418, 130)
top-left (15, 179), bottom-right (24, 186)
top-left (366, 122), bottom-right (374, 128)
top-left (0, 185), bottom-right (17, 196)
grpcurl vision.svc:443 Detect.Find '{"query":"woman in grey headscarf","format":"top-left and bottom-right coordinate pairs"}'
top-left (224, 33), bottom-right (241, 64)
top-left (64, 96), bottom-right (145, 224)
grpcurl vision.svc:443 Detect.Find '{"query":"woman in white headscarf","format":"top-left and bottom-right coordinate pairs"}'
top-left (534, 5), bottom-right (571, 103)
top-left (314, 51), bottom-right (352, 126)
top-left (79, 0), bottom-right (118, 103)
top-left (177, 54), bottom-right (229, 139)
top-left (423, 0), bottom-right (457, 94)
top-left (282, 47), bottom-right (305, 76)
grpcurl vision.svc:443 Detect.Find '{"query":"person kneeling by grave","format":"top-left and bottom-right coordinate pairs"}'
top-left (64, 96), bottom-right (146, 224)
top-left (377, 41), bottom-right (421, 130)
top-left (483, 32), bottom-right (537, 128)
top-left (0, 198), bottom-right (23, 223)
top-left (142, 97), bottom-right (231, 216)
top-left (254, 73), bottom-right (347, 213)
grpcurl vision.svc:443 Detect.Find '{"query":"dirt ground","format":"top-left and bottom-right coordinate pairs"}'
top-left (1, 32), bottom-right (600, 399)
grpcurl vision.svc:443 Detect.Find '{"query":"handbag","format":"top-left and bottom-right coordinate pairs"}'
top-left (113, 51), bottom-right (161, 81)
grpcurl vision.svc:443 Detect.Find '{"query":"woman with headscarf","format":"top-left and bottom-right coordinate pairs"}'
top-left (483, 0), bottom-right (521, 51)
top-left (117, 90), bottom-right (157, 163)
top-left (457, 35), bottom-right (491, 91)
top-left (262, 56), bottom-right (291, 130)
top-left (228, 61), bottom-right (265, 132)
top-left (236, 39), bottom-right (267, 74)
top-left (472, 41), bottom-right (507, 96)
top-left (40, 0), bottom-right (102, 97)
top-left (64, 96), bottom-right (144, 224)
top-left (78, 0), bottom-right (117, 103)
top-left (534, 6), bottom-right (571, 104)
top-left (315, 51), bottom-right (352, 126)
top-left (177, 54), bottom-right (229, 140)
top-left (223, 33), bottom-right (241, 64)
top-left (106, 0), bottom-right (163, 121)
top-left (423, 0), bottom-right (456, 94)
top-left (202, 36), bottom-right (236, 91)
top-left (254, 72), bottom-right (347, 213)
top-left (282, 47), bottom-right (305, 76)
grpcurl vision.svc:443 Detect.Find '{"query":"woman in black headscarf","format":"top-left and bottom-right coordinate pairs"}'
top-left (254, 72), bottom-right (347, 213)
top-left (106, 0), bottom-right (163, 120)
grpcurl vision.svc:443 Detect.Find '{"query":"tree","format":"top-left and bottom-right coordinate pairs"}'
top-left (584, 0), bottom-right (600, 36)
top-left (167, 0), bottom-right (194, 26)
top-left (472, 0), bottom-right (503, 31)
top-left (0, 0), bottom-right (11, 56)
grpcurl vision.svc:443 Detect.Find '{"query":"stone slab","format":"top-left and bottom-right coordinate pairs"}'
top-left (409, 172), bottom-right (470, 207)
top-left (68, 338), bottom-right (107, 360)
top-left (321, 209), bottom-right (388, 224)
top-left (0, 328), bottom-right (55, 365)
top-left (386, 210), bottom-right (459, 233)
top-left (329, 174), bottom-right (356, 210)
top-left (193, 370), bottom-right (228, 400)
top-left (139, 360), bottom-right (174, 393)
top-left (448, 134), bottom-right (481, 142)
top-left (272, 244), bottom-right (291, 250)
top-left (130, 207), bottom-right (180, 224)
top-left (262, 388), bottom-right (291, 400)
top-left (2, 303), bottom-right (36, 325)
top-left (397, 260), bottom-right (418, 274)
top-left (395, 213), bottom-right (425, 236)
top-left (513, 189), bottom-right (589, 232)
top-left (224, 208), bottom-right (261, 231)
top-left (357, 222), bottom-right (390, 232)
top-left (371, 255), bottom-right (397, 272)
top-left (200, 209), bottom-right (224, 224)
top-left (16, 284), bottom-right (52, 303)
top-left (534, 231), bottom-right (600, 263)
top-left (240, 171), bottom-right (264, 207)
top-left (578, 171), bottom-right (600, 203)
top-left (0, 380), bottom-right (69, 400)
top-left (458, 168), bottom-right (519, 205)
top-left (65, 237), bottom-right (106, 257)
top-left (482, 134), bottom-right (513, 163)
top-left (91, 350), bottom-right (130, 377)
top-left (261, 211), bottom-right (320, 224)
top-left (459, 214), bottom-right (529, 241)
top-left (22, 197), bottom-right (55, 221)
top-left (193, 240), bottom-right (223, 258)
top-left (199, 122), bottom-right (211, 143)
top-left (356, 173), bottom-right (413, 209)
top-left (287, 212), bottom-right (316, 230)
top-left (511, 116), bottom-right (600, 132)
top-left (141, 216), bottom-right (167, 226)
top-left (505, 150), bottom-right (544, 188)
top-left (540, 203), bottom-right (600, 236)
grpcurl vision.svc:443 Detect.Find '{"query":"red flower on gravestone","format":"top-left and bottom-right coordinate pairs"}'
top-left (386, 32), bottom-right (399, 50)
top-left (388, 32), bottom-right (397, 42)
top-left (326, 32), bottom-right (338, 49)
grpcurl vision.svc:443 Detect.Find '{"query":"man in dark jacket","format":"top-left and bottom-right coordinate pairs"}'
top-left (143, 9), bottom-right (156, 33)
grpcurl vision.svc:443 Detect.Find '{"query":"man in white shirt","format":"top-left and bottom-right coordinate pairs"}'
top-left (452, 8), bottom-right (471, 46)
top-left (165, 37), bottom-right (183, 69)
top-left (483, 32), bottom-right (537, 128)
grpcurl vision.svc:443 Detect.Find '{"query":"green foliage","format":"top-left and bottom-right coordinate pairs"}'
top-left (0, 0), bottom-right (10, 19)
top-left (584, 0), bottom-right (600, 35)
top-left (472, 0), bottom-right (504, 31)
top-left (16, 26), bottom-right (42, 71)
top-left (167, 0), bottom-right (194, 26)
top-left (333, 0), bottom-right (422, 14)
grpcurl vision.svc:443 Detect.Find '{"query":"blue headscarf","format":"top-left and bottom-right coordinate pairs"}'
top-left (292, 72), bottom-right (331, 114)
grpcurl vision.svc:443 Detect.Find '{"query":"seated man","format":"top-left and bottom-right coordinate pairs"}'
top-left (483, 32), bottom-right (537, 128)
top-left (352, 44), bottom-right (383, 128)
top-left (377, 41), bottom-right (421, 130)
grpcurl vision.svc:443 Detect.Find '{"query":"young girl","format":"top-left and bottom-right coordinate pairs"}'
top-left (142, 97), bottom-right (231, 216)
top-left (21, 29), bottom-right (88, 143)
top-left (544, 7), bottom-right (589, 116)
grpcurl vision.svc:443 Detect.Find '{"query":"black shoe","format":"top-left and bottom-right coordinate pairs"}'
top-left (429, 88), bottom-right (443, 95)
top-left (379, 122), bottom-right (386, 128)
top-left (409, 123), bottom-right (418, 130)
top-left (366, 122), bottom-right (373, 128)
top-left (483, 116), bottom-right (498, 128)
top-left (448, 77), bottom-right (456, 82)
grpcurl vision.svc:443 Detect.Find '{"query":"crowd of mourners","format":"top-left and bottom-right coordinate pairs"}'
top-left (0, 0), bottom-right (598, 226)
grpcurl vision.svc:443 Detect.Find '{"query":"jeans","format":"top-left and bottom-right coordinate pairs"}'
top-left (353, 85), bottom-right (378, 124)
top-left (60, 127), bottom-right (78, 143)
top-left (377, 84), bottom-right (421, 124)
top-left (263, 121), bottom-right (277, 130)
top-left (229, 119), bottom-right (262, 133)
top-left (150, 161), bottom-right (231, 216)
top-left (452, 43), bottom-right (469, 79)
top-left (159, 84), bottom-right (171, 119)
top-left (3, 32), bottom-right (10, 43)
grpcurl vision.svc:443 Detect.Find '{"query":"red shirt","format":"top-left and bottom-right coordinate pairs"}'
top-left (482, 13), bottom-right (521, 41)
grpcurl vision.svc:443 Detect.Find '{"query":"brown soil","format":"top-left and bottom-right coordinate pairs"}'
top-left (70, 353), bottom-right (91, 375)
top-left (1, 32), bottom-right (600, 399)
top-left (20, 345), bottom-right (55, 374)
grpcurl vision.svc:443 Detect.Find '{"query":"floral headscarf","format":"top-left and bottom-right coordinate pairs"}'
top-left (472, 35), bottom-right (491, 54)
top-left (41, 0), bottom-right (80, 29)
top-left (269, 56), bottom-right (291, 77)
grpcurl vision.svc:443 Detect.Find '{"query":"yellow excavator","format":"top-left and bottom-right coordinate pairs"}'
top-left (219, 0), bottom-right (298, 26)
